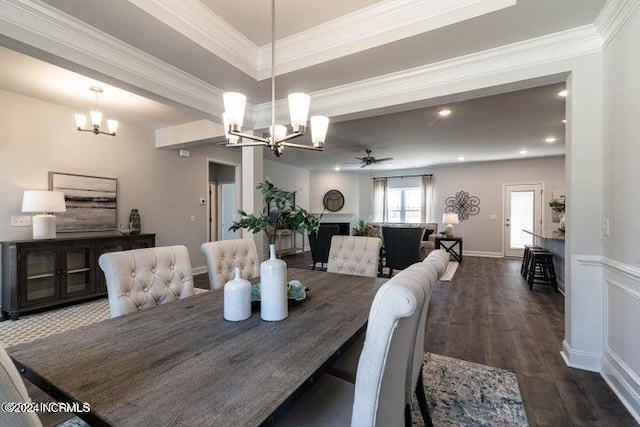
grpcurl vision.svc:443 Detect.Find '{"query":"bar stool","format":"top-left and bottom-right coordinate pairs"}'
top-left (527, 250), bottom-right (558, 291)
top-left (521, 245), bottom-right (542, 277)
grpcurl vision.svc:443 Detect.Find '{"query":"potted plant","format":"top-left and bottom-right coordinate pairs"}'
top-left (351, 219), bottom-right (367, 236)
top-left (229, 180), bottom-right (321, 321)
top-left (549, 196), bottom-right (566, 231)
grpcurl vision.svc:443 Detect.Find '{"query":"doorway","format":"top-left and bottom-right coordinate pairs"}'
top-left (208, 160), bottom-right (240, 242)
top-left (504, 183), bottom-right (543, 257)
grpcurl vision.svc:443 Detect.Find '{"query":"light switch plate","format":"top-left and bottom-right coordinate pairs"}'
top-left (11, 215), bottom-right (32, 227)
top-left (488, 214), bottom-right (498, 220)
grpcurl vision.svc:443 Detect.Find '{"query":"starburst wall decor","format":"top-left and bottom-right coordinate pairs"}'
top-left (444, 190), bottom-right (480, 221)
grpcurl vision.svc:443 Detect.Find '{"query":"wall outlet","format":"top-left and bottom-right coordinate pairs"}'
top-left (11, 216), bottom-right (32, 227)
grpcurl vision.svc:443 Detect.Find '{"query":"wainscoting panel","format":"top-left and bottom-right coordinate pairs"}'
top-left (602, 259), bottom-right (640, 424)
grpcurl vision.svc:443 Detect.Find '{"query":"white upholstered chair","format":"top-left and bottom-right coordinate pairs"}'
top-left (0, 346), bottom-right (42, 427)
top-left (329, 262), bottom-right (438, 426)
top-left (326, 236), bottom-right (382, 278)
top-left (423, 249), bottom-right (451, 277)
top-left (98, 245), bottom-right (194, 318)
top-left (277, 274), bottom-right (425, 426)
top-left (200, 239), bottom-right (260, 289)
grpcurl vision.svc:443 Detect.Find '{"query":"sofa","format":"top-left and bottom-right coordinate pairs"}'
top-left (366, 222), bottom-right (438, 257)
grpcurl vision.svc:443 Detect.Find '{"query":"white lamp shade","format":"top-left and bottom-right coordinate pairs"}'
top-left (222, 112), bottom-right (239, 144)
top-left (270, 124), bottom-right (287, 140)
top-left (90, 110), bottom-right (103, 127)
top-left (75, 114), bottom-right (87, 129)
top-left (310, 115), bottom-right (329, 147)
top-left (288, 93), bottom-right (310, 129)
top-left (442, 213), bottom-right (459, 224)
top-left (107, 119), bottom-right (119, 134)
top-left (22, 191), bottom-right (67, 213)
top-left (223, 92), bottom-right (246, 128)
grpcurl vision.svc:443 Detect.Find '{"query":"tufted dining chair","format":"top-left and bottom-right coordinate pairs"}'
top-left (326, 235), bottom-right (382, 278)
top-left (200, 239), bottom-right (260, 289)
top-left (276, 270), bottom-right (425, 426)
top-left (98, 245), bottom-right (194, 318)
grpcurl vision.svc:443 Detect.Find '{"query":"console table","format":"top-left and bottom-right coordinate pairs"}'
top-left (1, 233), bottom-right (155, 320)
top-left (435, 235), bottom-right (463, 263)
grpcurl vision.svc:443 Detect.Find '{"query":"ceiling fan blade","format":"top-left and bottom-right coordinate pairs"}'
top-left (360, 163), bottom-right (368, 168)
top-left (376, 157), bottom-right (393, 162)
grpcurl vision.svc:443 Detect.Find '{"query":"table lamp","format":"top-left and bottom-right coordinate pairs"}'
top-left (22, 190), bottom-right (67, 239)
top-left (442, 213), bottom-right (459, 237)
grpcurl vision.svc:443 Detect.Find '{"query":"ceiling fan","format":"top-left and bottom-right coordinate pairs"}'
top-left (355, 149), bottom-right (393, 168)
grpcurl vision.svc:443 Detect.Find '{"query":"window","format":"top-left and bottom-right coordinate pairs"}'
top-left (387, 187), bottom-right (421, 223)
top-left (374, 175), bottom-right (432, 223)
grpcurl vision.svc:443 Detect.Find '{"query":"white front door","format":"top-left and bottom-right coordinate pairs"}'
top-left (504, 183), bottom-right (543, 257)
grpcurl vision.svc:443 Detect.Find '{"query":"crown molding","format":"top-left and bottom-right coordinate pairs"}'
top-left (253, 25), bottom-right (602, 128)
top-left (256, 0), bottom-right (517, 79)
top-left (595, 0), bottom-right (640, 48)
top-left (127, 0), bottom-right (258, 79)
top-left (0, 0), bottom-right (253, 121)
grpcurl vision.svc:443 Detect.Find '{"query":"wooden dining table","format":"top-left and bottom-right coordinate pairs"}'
top-left (7, 268), bottom-right (385, 427)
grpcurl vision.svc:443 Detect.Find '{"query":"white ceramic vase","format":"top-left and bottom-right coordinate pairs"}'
top-left (223, 266), bottom-right (252, 322)
top-left (260, 244), bottom-right (288, 321)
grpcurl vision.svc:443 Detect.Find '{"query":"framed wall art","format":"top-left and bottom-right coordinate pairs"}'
top-left (49, 172), bottom-right (118, 232)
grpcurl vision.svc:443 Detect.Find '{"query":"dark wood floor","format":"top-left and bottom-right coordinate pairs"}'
top-left (284, 252), bottom-right (637, 427)
top-left (31, 253), bottom-right (636, 426)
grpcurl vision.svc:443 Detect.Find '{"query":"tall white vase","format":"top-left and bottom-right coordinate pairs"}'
top-left (260, 244), bottom-right (288, 321)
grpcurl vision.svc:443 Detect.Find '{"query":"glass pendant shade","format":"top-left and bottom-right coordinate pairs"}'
top-left (288, 93), bottom-right (310, 129)
top-left (270, 124), bottom-right (287, 140)
top-left (222, 112), bottom-right (239, 144)
top-left (223, 92), bottom-right (246, 128)
top-left (107, 119), bottom-right (119, 134)
top-left (90, 110), bottom-right (103, 127)
top-left (310, 115), bottom-right (329, 147)
top-left (75, 114), bottom-right (87, 129)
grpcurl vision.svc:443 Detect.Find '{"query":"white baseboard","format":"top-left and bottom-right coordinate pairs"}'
top-left (193, 265), bottom-right (207, 276)
top-left (561, 340), bottom-right (601, 372)
top-left (463, 250), bottom-right (503, 258)
top-left (602, 349), bottom-right (640, 424)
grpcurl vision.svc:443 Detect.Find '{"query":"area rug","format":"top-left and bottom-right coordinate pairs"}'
top-left (0, 288), bottom-right (208, 347)
top-left (439, 261), bottom-right (459, 281)
top-left (414, 353), bottom-right (529, 426)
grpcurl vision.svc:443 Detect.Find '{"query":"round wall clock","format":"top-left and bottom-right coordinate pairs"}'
top-left (323, 190), bottom-right (345, 212)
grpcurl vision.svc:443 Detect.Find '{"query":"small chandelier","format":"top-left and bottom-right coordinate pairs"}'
top-left (222, 0), bottom-right (329, 157)
top-left (75, 86), bottom-right (119, 136)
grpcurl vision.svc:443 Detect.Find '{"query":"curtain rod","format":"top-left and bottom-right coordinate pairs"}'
top-left (372, 173), bottom-right (432, 180)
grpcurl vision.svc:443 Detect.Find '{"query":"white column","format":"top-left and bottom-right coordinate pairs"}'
top-left (241, 145), bottom-right (265, 260)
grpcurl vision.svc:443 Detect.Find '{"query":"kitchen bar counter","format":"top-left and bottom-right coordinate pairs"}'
top-left (523, 229), bottom-right (565, 292)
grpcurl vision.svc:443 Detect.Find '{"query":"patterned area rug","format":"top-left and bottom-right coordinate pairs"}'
top-left (414, 353), bottom-right (529, 426)
top-left (0, 288), bottom-right (208, 348)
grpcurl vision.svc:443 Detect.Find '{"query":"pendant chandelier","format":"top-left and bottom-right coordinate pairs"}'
top-left (75, 86), bottom-right (119, 136)
top-left (222, 0), bottom-right (329, 157)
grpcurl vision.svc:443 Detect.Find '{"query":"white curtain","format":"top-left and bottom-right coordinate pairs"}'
top-left (421, 175), bottom-right (433, 222)
top-left (373, 178), bottom-right (388, 222)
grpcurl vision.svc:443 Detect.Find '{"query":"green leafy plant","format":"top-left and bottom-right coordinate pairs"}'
top-left (351, 219), bottom-right (367, 236)
top-left (549, 197), bottom-right (566, 213)
top-left (230, 180), bottom-right (322, 244)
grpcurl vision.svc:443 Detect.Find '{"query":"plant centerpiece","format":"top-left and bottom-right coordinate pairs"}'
top-left (229, 180), bottom-right (322, 322)
top-left (352, 219), bottom-right (367, 236)
top-left (549, 196), bottom-right (566, 231)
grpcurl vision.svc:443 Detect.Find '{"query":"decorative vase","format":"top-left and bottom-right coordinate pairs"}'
top-left (260, 244), bottom-right (288, 321)
top-left (224, 266), bottom-right (252, 322)
top-left (129, 209), bottom-right (141, 235)
top-left (558, 214), bottom-right (566, 232)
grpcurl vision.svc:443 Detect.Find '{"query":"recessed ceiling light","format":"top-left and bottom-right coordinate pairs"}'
top-left (457, 156), bottom-right (465, 161)
top-left (438, 108), bottom-right (452, 117)
top-left (558, 89), bottom-right (568, 97)
top-left (562, 119), bottom-right (566, 123)
top-left (334, 166), bottom-right (341, 171)
top-left (545, 137), bottom-right (557, 143)
top-left (519, 149), bottom-right (528, 155)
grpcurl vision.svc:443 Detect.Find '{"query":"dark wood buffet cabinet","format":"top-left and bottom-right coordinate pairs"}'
top-left (1, 233), bottom-right (155, 320)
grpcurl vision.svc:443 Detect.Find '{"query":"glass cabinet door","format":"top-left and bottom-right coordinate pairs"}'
top-left (61, 243), bottom-right (95, 297)
top-left (20, 247), bottom-right (60, 306)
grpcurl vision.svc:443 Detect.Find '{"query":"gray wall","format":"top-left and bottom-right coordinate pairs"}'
top-left (0, 89), bottom-right (241, 271)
